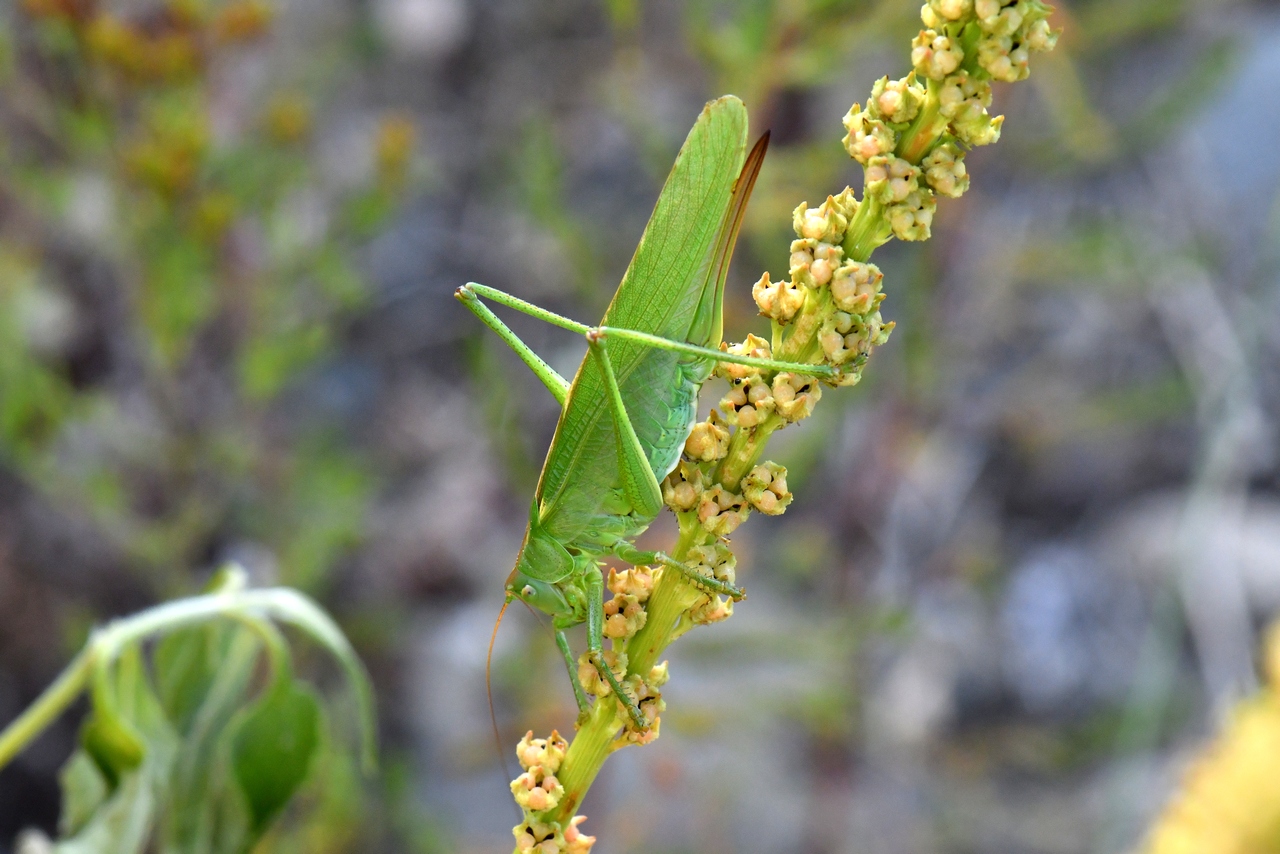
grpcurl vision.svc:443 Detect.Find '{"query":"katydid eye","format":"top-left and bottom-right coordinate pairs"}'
top-left (522, 585), bottom-right (535, 598)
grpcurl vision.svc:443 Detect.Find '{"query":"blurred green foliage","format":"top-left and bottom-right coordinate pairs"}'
top-left (0, 0), bottom-right (411, 847)
top-left (0, 0), bottom-right (412, 593)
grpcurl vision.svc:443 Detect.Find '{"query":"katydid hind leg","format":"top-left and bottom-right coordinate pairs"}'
top-left (585, 565), bottom-right (647, 729)
top-left (460, 281), bottom-right (833, 383)
top-left (461, 282), bottom-right (594, 338)
top-left (585, 331), bottom-right (665, 520)
top-left (455, 284), bottom-right (570, 407)
top-left (593, 324), bottom-right (837, 379)
top-left (612, 541), bottom-right (746, 601)
top-left (554, 629), bottom-right (592, 722)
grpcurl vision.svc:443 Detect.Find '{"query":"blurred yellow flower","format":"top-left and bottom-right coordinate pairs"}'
top-left (1141, 624), bottom-right (1280, 854)
top-left (212, 0), bottom-right (273, 44)
top-left (375, 113), bottom-right (416, 185)
top-left (265, 93), bottom-right (313, 145)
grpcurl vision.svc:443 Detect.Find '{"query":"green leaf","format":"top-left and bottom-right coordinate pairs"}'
top-left (53, 769), bottom-right (156, 854)
top-left (153, 625), bottom-right (223, 735)
top-left (57, 752), bottom-right (109, 837)
top-left (79, 715), bottom-right (145, 788)
top-left (58, 647), bottom-right (178, 854)
top-left (164, 626), bottom-right (261, 853)
top-left (232, 682), bottom-right (321, 835)
top-left (253, 588), bottom-right (378, 772)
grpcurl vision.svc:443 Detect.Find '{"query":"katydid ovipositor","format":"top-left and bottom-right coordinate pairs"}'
top-left (456, 97), bottom-right (832, 728)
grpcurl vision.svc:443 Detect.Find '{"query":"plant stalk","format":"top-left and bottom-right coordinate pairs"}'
top-left (0, 648), bottom-right (95, 772)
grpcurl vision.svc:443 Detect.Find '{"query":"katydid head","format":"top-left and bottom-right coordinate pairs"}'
top-left (505, 571), bottom-right (571, 618)
top-left (506, 525), bottom-right (576, 618)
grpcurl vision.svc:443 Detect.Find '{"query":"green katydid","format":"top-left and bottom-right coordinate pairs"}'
top-left (456, 96), bottom-right (833, 728)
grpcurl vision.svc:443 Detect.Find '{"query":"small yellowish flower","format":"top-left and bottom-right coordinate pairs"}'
top-left (911, 29), bottom-right (964, 80)
top-left (684, 412), bottom-right (730, 462)
top-left (752, 271), bottom-right (805, 322)
top-left (772, 372), bottom-right (822, 422)
top-left (922, 143), bottom-right (970, 198)
top-left (742, 462), bottom-right (792, 516)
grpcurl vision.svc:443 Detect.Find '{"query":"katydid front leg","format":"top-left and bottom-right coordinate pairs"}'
top-left (552, 627), bottom-right (592, 722)
top-left (585, 565), bottom-right (647, 729)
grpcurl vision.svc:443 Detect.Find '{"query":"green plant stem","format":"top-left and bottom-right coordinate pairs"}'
top-left (0, 648), bottom-right (95, 772)
top-left (897, 78), bottom-right (945, 165)
top-left (548, 697), bottom-right (619, 822)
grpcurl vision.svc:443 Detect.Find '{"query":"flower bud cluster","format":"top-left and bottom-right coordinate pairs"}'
top-left (686, 544), bottom-right (738, 626)
top-left (663, 454), bottom-right (750, 536)
top-left (742, 462), bottom-right (792, 516)
top-left (602, 566), bottom-right (653, 641)
top-left (918, 0), bottom-right (1057, 83)
top-left (864, 155), bottom-right (936, 241)
top-left (699, 484), bottom-right (750, 537)
top-left (911, 29), bottom-right (964, 80)
top-left (514, 814), bottom-right (596, 854)
top-left (720, 371), bottom-right (773, 429)
top-left (922, 142), bottom-right (969, 198)
top-left (843, 77), bottom-right (925, 165)
top-left (683, 411), bottom-right (730, 462)
top-left (511, 730), bottom-right (568, 814)
top-left (819, 309), bottom-right (892, 373)
top-left (771, 373), bottom-right (823, 421)
top-left (576, 644), bottom-right (667, 737)
top-left (937, 71), bottom-right (1003, 147)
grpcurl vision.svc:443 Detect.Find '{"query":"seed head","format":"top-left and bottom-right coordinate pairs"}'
top-left (772, 373), bottom-right (822, 423)
top-left (743, 462), bottom-right (793, 516)
top-left (922, 143), bottom-right (970, 198)
top-left (911, 29), bottom-right (964, 80)
top-left (830, 261), bottom-right (884, 315)
top-left (870, 75), bottom-right (925, 125)
top-left (697, 486), bottom-right (750, 537)
top-left (685, 411), bottom-right (731, 462)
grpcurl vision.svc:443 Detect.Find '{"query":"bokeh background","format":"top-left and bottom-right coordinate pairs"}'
top-left (2, 0), bottom-right (1280, 851)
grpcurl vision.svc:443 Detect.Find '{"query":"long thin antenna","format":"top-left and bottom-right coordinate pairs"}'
top-left (487, 597), bottom-right (518, 804)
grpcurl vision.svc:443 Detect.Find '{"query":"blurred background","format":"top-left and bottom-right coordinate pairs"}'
top-left (1, 0), bottom-right (1279, 851)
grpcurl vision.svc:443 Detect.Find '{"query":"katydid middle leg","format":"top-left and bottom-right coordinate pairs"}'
top-left (584, 565), bottom-right (647, 729)
top-left (611, 541), bottom-right (745, 601)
